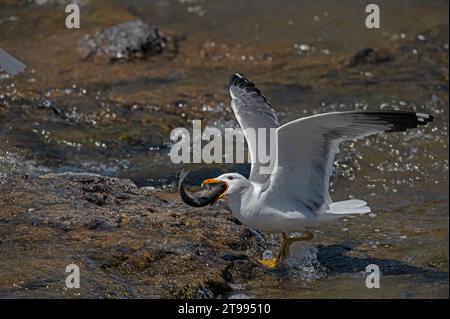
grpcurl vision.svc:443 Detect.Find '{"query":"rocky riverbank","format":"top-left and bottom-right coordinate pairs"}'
top-left (0, 173), bottom-right (327, 298)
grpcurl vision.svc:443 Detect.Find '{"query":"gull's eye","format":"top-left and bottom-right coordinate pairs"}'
top-left (228, 176), bottom-right (234, 180)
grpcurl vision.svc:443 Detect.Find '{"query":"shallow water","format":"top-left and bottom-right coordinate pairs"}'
top-left (0, 0), bottom-right (448, 298)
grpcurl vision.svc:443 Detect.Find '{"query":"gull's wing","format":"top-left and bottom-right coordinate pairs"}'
top-left (265, 111), bottom-right (433, 213)
top-left (0, 48), bottom-right (26, 75)
top-left (229, 73), bottom-right (279, 183)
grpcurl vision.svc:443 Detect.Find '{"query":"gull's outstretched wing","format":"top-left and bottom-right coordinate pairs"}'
top-left (265, 111), bottom-right (433, 213)
top-left (229, 73), bottom-right (279, 183)
top-left (0, 48), bottom-right (26, 75)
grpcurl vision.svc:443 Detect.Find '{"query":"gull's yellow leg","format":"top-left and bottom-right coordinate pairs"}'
top-left (258, 233), bottom-right (289, 269)
top-left (283, 231), bottom-right (314, 257)
top-left (279, 233), bottom-right (290, 261)
top-left (258, 231), bottom-right (314, 269)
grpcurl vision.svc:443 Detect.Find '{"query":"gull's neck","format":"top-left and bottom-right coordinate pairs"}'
top-left (227, 180), bottom-right (259, 220)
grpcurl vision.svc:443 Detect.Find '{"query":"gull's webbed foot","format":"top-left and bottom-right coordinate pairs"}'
top-left (258, 258), bottom-right (279, 269)
top-left (258, 234), bottom-right (289, 269)
top-left (258, 231), bottom-right (314, 269)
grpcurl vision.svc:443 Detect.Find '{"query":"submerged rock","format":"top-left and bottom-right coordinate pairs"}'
top-left (347, 48), bottom-right (392, 67)
top-left (78, 20), bottom-right (167, 62)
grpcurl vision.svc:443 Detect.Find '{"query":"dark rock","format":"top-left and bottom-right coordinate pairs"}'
top-left (347, 48), bottom-right (392, 67)
top-left (222, 253), bottom-right (249, 261)
top-left (85, 192), bottom-right (107, 206)
top-left (88, 216), bottom-right (118, 230)
top-left (78, 20), bottom-right (167, 61)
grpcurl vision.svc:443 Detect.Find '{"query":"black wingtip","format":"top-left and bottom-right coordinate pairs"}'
top-left (229, 73), bottom-right (271, 106)
top-left (409, 112), bottom-right (434, 130)
top-left (354, 111), bottom-right (434, 132)
top-left (229, 73), bottom-right (248, 88)
top-left (416, 112), bottom-right (434, 123)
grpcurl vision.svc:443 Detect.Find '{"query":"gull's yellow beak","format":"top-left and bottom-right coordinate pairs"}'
top-left (201, 178), bottom-right (219, 187)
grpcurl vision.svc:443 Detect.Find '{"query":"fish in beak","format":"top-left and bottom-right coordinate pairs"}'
top-left (201, 178), bottom-right (229, 203)
top-left (179, 170), bottom-right (228, 207)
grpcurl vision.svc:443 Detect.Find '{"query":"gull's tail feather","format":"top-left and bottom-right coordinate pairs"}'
top-left (326, 199), bottom-right (371, 215)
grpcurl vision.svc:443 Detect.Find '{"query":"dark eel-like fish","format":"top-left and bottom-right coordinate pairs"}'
top-left (178, 169), bottom-right (227, 207)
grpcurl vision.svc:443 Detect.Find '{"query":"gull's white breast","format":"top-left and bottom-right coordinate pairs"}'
top-left (226, 185), bottom-right (322, 233)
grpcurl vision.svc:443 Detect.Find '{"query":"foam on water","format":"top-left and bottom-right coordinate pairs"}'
top-left (285, 243), bottom-right (327, 282)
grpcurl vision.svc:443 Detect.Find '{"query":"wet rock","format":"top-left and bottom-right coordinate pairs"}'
top-left (347, 48), bottom-right (392, 67)
top-left (0, 173), bottom-right (268, 297)
top-left (78, 20), bottom-right (167, 62)
top-left (85, 192), bottom-right (107, 206)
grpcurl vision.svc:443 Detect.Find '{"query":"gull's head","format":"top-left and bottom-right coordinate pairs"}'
top-left (201, 173), bottom-right (249, 203)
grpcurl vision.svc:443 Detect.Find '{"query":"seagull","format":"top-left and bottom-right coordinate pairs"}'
top-left (0, 48), bottom-right (26, 75)
top-left (198, 73), bottom-right (433, 268)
